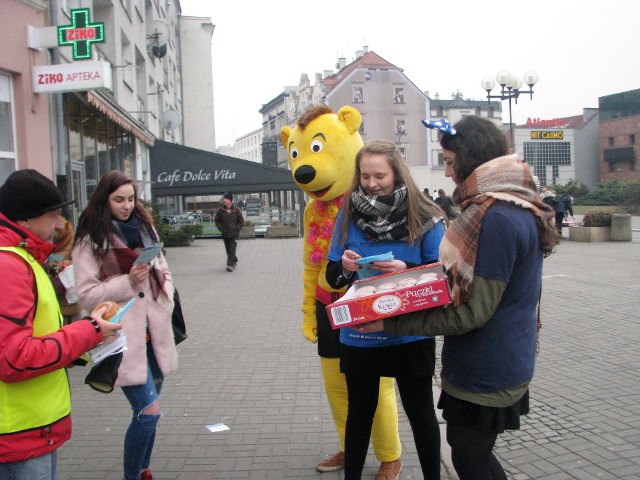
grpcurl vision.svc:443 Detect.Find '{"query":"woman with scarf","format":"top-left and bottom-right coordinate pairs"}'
top-left (359, 117), bottom-right (559, 480)
top-left (325, 140), bottom-right (446, 480)
top-left (72, 171), bottom-right (177, 480)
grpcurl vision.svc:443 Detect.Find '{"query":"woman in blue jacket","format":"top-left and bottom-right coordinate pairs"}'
top-left (360, 117), bottom-right (560, 480)
top-left (326, 139), bottom-right (446, 480)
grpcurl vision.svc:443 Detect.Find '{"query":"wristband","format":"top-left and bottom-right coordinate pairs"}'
top-left (85, 315), bottom-right (101, 333)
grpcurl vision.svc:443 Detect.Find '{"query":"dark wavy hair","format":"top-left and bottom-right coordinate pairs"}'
top-left (441, 116), bottom-right (559, 256)
top-left (439, 116), bottom-right (509, 183)
top-left (73, 170), bottom-right (154, 257)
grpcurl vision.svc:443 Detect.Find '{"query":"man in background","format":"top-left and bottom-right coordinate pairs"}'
top-left (214, 192), bottom-right (244, 272)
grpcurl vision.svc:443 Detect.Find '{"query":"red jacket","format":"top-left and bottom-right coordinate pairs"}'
top-left (0, 214), bottom-right (102, 463)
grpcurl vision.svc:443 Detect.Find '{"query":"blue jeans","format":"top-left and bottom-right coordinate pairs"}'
top-left (121, 344), bottom-right (163, 480)
top-left (0, 450), bottom-right (57, 480)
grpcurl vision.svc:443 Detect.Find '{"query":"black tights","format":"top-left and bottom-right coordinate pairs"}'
top-left (446, 424), bottom-right (507, 480)
top-left (344, 373), bottom-right (441, 479)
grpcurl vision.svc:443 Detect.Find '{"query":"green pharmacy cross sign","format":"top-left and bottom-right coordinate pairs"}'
top-left (58, 9), bottom-right (105, 60)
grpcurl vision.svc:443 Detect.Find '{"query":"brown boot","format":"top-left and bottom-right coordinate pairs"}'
top-left (375, 458), bottom-right (402, 480)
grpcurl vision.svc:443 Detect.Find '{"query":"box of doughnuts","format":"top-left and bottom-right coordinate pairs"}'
top-left (326, 262), bottom-right (451, 329)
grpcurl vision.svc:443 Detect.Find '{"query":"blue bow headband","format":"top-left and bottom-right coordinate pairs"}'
top-left (421, 118), bottom-right (457, 136)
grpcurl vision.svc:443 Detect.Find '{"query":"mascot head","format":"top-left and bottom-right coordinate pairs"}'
top-left (281, 105), bottom-right (363, 201)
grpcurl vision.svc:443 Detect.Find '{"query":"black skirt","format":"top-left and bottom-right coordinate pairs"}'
top-left (437, 389), bottom-right (530, 434)
top-left (340, 337), bottom-right (436, 378)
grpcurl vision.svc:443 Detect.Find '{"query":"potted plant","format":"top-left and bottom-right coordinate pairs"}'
top-left (240, 220), bottom-right (256, 239)
top-left (266, 220), bottom-right (299, 238)
top-left (569, 211), bottom-right (612, 242)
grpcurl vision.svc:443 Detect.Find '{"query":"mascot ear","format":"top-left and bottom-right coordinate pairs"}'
top-left (280, 126), bottom-right (291, 149)
top-left (337, 106), bottom-right (362, 134)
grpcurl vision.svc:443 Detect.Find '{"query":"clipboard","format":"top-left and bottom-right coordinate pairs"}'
top-left (133, 244), bottom-right (163, 265)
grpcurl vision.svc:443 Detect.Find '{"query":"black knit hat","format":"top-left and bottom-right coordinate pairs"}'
top-left (0, 169), bottom-right (75, 221)
top-left (223, 192), bottom-right (233, 201)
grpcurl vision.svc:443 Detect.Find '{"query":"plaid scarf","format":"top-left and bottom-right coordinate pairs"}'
top-left (350, 185), bottom-right (409, 241)
top-left (100, 227), bottom-right (166, 300)
top-left (440, 154), bottom-right (554, 306)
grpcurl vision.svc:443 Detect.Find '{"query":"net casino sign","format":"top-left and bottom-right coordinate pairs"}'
top-left (530, 131), bottom-right (564, 140)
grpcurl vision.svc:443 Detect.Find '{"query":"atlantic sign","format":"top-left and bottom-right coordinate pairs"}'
top-left (32, 61), bottom-right (112, 93)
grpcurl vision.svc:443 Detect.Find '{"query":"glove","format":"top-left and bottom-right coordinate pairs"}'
top-left (302, 314), bottom-right (318, 344)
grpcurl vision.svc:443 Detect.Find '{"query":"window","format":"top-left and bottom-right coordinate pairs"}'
top-left (353, 86), bottom-right (364, 104)
top-left (630, 134), bottom-right (636, 144)
top-left (0, 73), bottom-right (15, 184)
top-left (393, 87), bottom-right (404, 104)
top-left (608, 137), bottom-right (614, 146)
top-left (523, 141), bottom-right (571, 186)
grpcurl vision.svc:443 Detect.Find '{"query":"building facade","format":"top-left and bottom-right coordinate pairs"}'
top-left (0, 0), bottom-right (216, 222)
top-left (514, 110), bottom-right (600, 189)
top-left (426, 92), bottom-right (502, 194)
top-left (235, 127), bottom-right (262, 163)
top-left (598, 88), bottom-right (640, 183)
top-left (179, 15), bottom-right (215, 152)
top-left (0, 0), bottom-right (57, 185)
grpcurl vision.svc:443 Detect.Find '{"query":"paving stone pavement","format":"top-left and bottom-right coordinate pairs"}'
top-left (58, 217), bottom-right (640, 480)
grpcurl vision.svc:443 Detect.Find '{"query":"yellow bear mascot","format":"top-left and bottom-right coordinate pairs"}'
top-left (281, 105), bottom-right (401, 473)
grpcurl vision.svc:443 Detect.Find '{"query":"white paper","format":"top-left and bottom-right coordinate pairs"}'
top-left (205, 423), bottom-right (230, 433)
top-left (58, 265), bottom-right (78, 304)
top-left (87, 332), bottom-right (127, 365)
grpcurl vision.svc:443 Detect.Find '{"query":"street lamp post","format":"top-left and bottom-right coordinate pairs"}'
top-left (481, 70), bottom-right (538, 148)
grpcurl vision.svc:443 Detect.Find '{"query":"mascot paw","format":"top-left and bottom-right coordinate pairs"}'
top-left (302, 324), bottom-right (318, 344)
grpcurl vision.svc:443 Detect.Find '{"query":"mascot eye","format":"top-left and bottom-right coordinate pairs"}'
top-left (310, 140), bottom-right (324, 153)
top-left (290, 147), bottom-right (299, 160)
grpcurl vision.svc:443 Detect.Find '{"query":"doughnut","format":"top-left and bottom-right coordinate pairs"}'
top-left (357, 285), bottom-right (376, 293)
top-left (96, 301), bottom-right (119, 320)
top-left (355, 288), bottom-right (375, 297)
top-left (375, 283), bottom-right (397, 293)
top-left (398, 277), bottom-right (417, 288)
top-left (418, 272), bottom-right (439, 281)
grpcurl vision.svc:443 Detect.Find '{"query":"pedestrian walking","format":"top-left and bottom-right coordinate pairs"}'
top-left (326, 140), bottom-right (445, 480)
top-left (0, 169), bottom-right (121, 480)
top-left (214, 193), bottom-right (244, 272)
top-left (72, 170), bottom-right (177, 480)
top-left (360, 117), bottom-right (559, 480)
top-left (434, 189), bottom-right (457, 220)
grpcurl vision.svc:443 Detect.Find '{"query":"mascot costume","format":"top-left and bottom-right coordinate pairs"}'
top-left (281, 105), bottom-right (401, 473)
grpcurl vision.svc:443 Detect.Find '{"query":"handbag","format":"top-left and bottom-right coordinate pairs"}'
top-left (85, 352), bottom-right (123, 393)
top-left (172, 289), bottom-right (187, 345)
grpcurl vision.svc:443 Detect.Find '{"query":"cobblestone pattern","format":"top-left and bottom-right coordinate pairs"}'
top-left (57, 219), bottom-right (640, 479)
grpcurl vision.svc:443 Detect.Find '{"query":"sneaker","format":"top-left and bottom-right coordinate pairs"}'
top-left (316, 450), bottom-right (345, 472)
top-left (140, 470), bottom-right (153, 480)
top-left (375, 458), bottom-right (402, 480)
top-left (226, 266), bottom-right (233, 272)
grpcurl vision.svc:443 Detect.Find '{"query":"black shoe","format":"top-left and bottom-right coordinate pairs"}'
top-left (226, 266), bottom-right (233, 272)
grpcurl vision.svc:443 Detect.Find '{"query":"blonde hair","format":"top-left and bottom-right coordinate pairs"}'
top-left (339, 139), bottom-right (444, 245)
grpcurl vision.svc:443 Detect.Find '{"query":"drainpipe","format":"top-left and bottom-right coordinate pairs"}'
top-left (49, 1), bottom-right (68, 178)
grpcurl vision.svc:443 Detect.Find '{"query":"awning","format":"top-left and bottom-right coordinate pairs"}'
top-left (87, 91), bottom-right (155, 146)
top-left (150, 140), bottom-right (298, 196)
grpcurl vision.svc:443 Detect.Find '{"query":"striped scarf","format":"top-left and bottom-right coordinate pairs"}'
top-left (350, 185), bottom-right (409, 241)
top-left (440, 154), bottom-right (554, 306)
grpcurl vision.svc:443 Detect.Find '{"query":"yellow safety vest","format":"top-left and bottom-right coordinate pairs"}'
top-left (0, 246), bottom-right (71, 434)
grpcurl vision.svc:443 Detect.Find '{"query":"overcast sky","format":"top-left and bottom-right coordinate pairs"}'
top-left (179, 0), bottom-right (640, 147)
